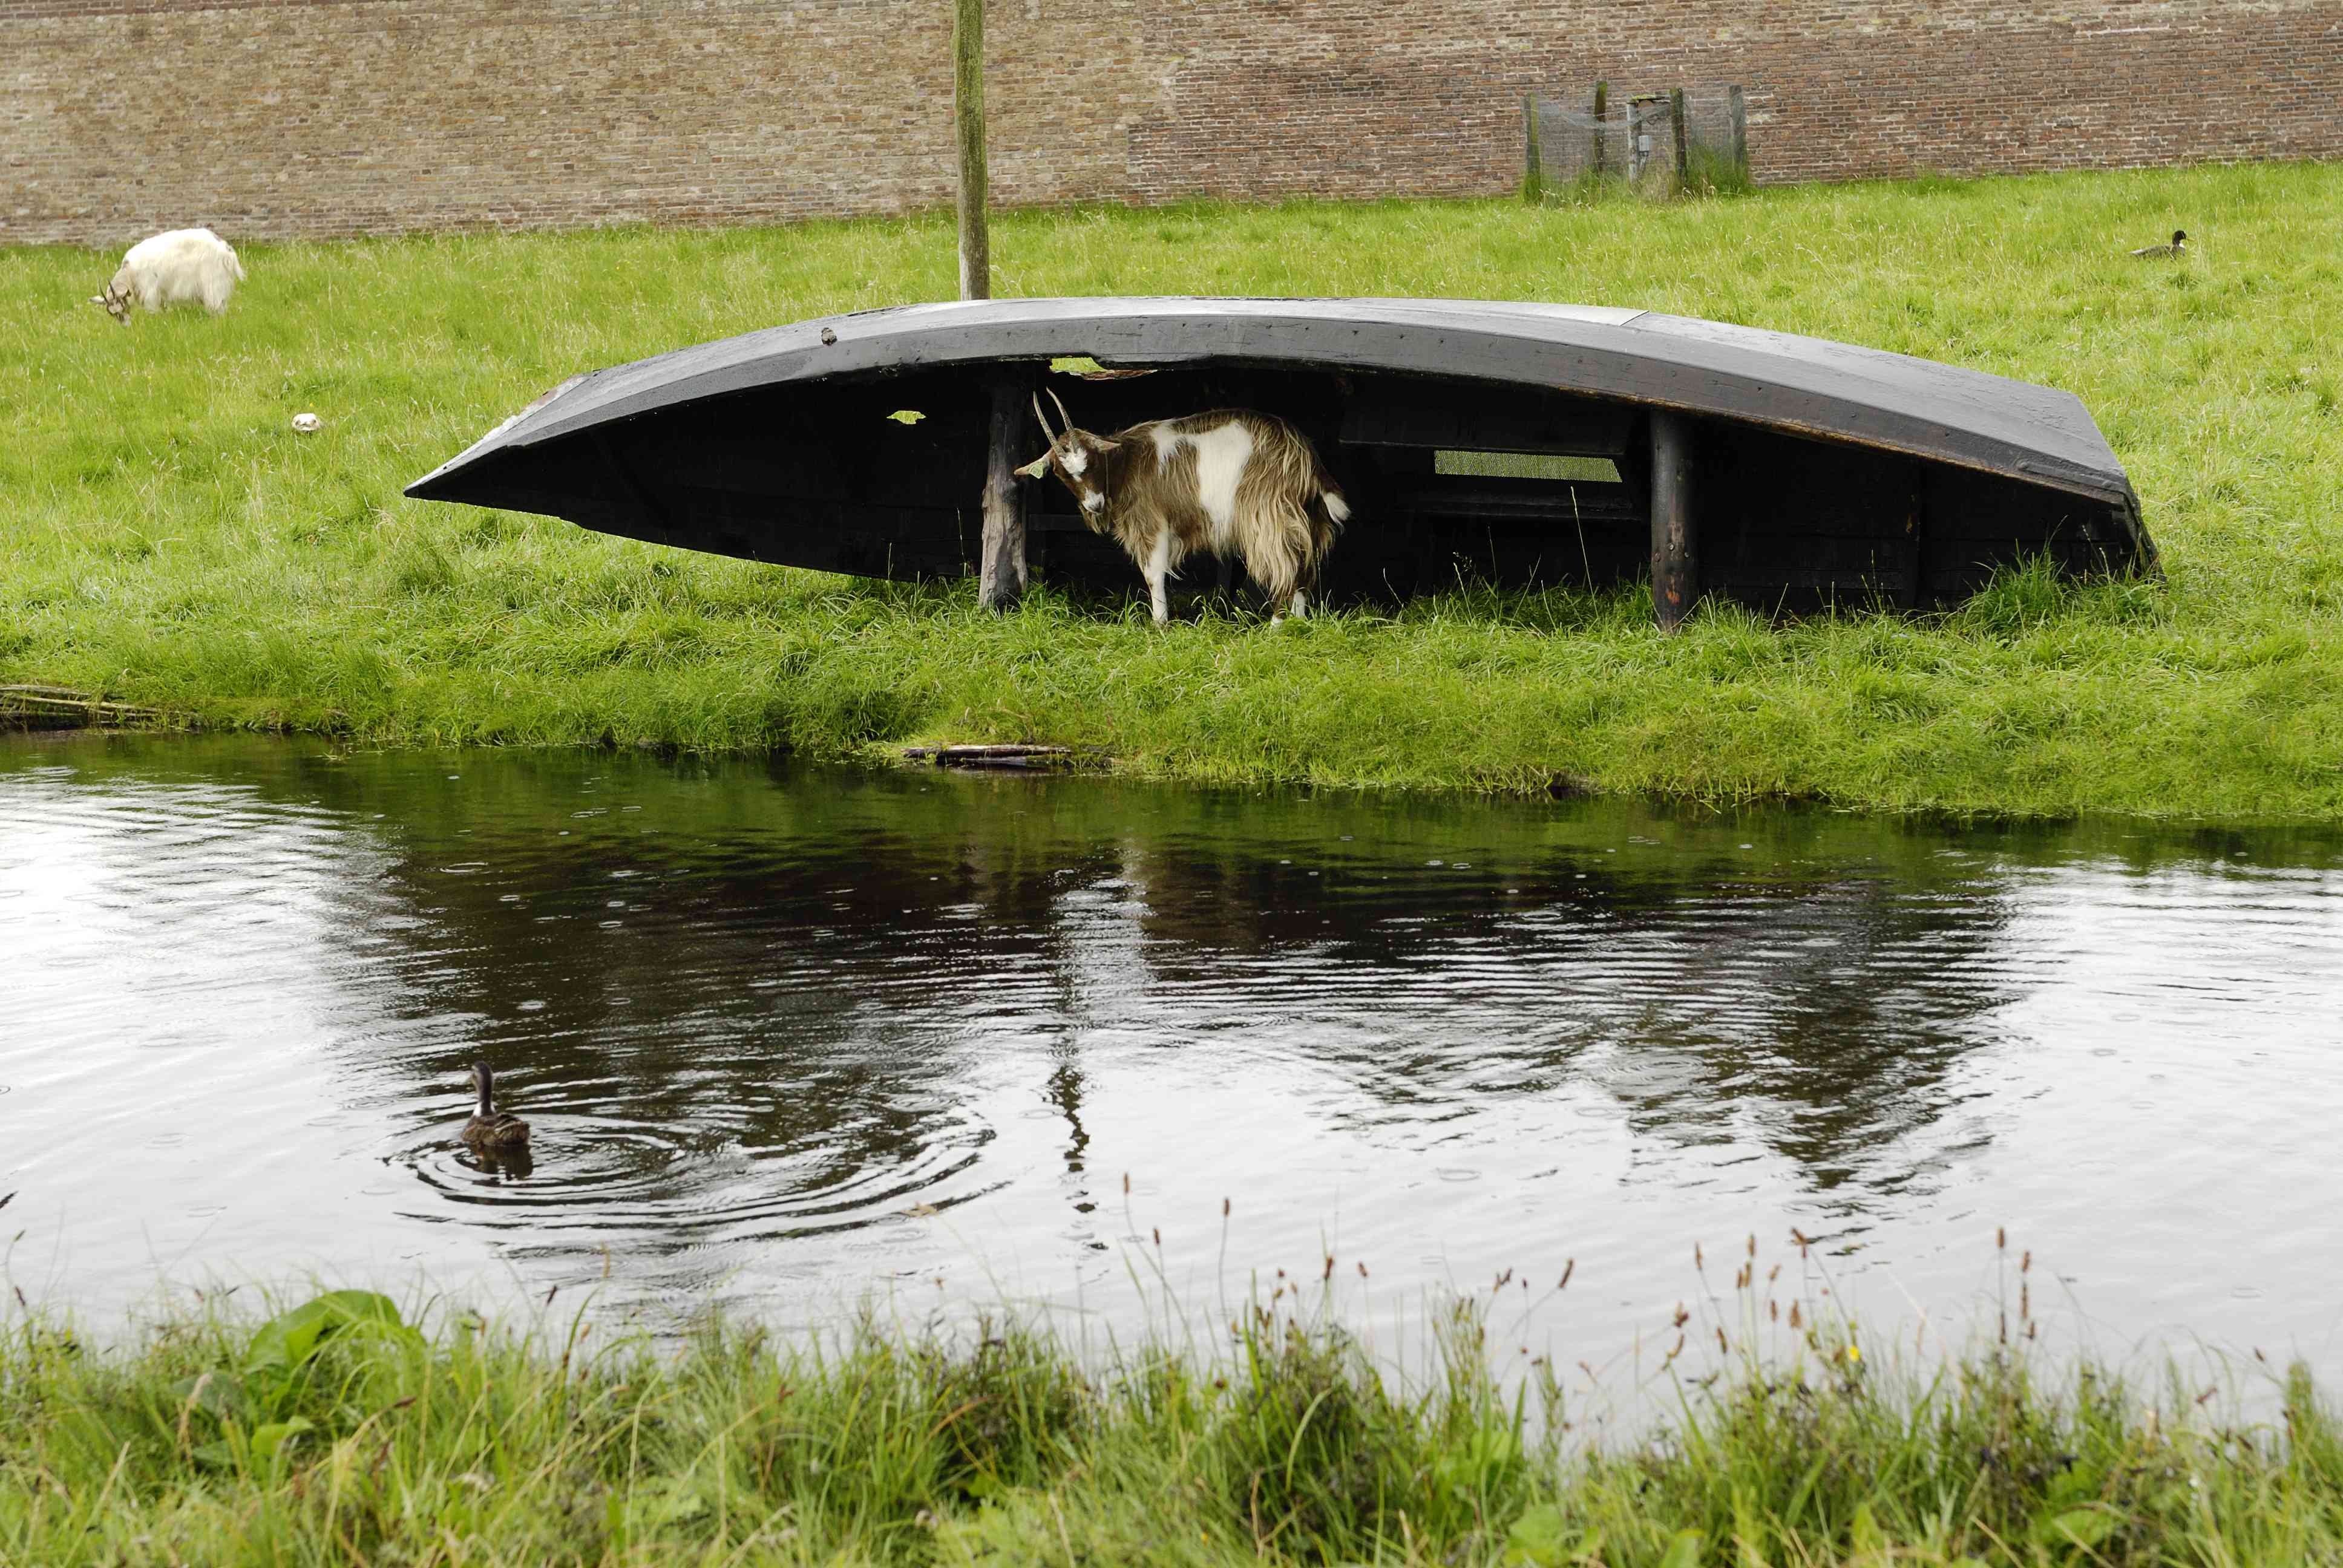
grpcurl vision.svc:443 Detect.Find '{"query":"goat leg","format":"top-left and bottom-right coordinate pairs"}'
top-left (1144, 532), bottom-right (1174, 625)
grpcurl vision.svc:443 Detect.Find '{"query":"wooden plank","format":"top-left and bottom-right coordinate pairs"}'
top-left (1340, 381), bottom-right (1633, 456)
top-left (1650, 410), bottom-right (1697, 630)
top-left (904, 743), bottom-right (1070, 760)
top-left (1392, 477), bottom-right (1642, 523)
top-left (1, 685), bottom-right (169, 729)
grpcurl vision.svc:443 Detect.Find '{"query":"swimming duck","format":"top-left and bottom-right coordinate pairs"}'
top-left (460, 1062), bottom-right (531, 1149)
top-left (2130, 229), bottom-right (2187, 258)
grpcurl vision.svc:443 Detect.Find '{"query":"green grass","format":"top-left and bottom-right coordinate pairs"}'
top-left (4, 162), bottom-right (2341, 818)
top-left (7, 1275), bottom-right (2339, 1566)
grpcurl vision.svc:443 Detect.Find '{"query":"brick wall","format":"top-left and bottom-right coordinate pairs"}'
top-left (5, 0), bottom-right (2338, 247)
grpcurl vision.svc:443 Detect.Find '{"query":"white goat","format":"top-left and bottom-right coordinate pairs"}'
top-left (1021, 391), bottom-right (1349, 624)
top-left (91, 228), bottom-right (245, 324)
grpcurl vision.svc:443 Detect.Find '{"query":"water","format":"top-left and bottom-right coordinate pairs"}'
top-left (4, 734), bottom-right (2341, 1413)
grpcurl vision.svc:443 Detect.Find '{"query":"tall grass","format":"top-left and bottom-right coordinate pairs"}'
top-left (4, 161), bottom-right (2341, 818)
top-left (4, 1270), bottom-right (2338, 1566)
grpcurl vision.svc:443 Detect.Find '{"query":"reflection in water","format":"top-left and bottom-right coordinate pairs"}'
top-left (3, 734), bottom-right (2341, 1400)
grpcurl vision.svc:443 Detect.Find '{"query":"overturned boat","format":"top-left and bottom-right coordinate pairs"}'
top-left (406, 296), bottom-right (2152, 624)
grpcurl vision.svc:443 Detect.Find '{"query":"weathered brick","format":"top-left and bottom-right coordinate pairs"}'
top-left (3, 0), bottom-right (2338, 246)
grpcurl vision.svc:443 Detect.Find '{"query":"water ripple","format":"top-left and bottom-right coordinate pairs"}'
top-left (7, 736), bottom-right (2343, 1380)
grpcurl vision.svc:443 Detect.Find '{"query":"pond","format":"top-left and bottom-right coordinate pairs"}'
top-left (4, 734), bottom-right (2338, 1414)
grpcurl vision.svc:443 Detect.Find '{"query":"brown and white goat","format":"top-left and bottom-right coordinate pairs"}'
top-left (1021, 391), bottom-right (1349, 624)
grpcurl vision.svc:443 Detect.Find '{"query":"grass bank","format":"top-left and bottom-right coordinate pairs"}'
top-left (5, 1282), bottom-right (2338, 1566)
top-left (4, 162), bottom-right (2340, 817)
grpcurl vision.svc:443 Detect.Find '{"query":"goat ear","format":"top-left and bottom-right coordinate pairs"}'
top-left (1015, 454), bottom-right (1051, 480)
top-left (1090, 436), bottom-right (1123, 453)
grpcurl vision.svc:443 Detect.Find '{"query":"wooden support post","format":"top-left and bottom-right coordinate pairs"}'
top-left (1728, 85), bottom-right (1749, 183)
top-left (977, 374), bottom-right (1025, 612)
top-left (1591, 80), bottom-right (1608, 180)
top-left (952, 0), bottom-right (989, 302)
top-left (1521, 93), bottom-right (1543, 200)
top-left (1902, 466), bottom-right (1928, 610)
top-left (1669, 88), bottom-right (1689, 188)
top-left (1650, 410), bottom-right (1696, 631)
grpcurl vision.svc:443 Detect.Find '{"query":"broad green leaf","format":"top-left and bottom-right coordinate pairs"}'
top-left (170, 1371), bottom-right (247, 1421)
top-left (2034, 1506), bottom-right (2117, 1549)
top-left (243, 1290), bottom-right (405, 1378)
top-left (1658, 1528), bottom-right (1705, 1568)
top-left (252, 1416), bottom-right (315, 1463)
top-left (1503, 1506), bottom-right (1607, 1566)
top-left (1506, 1503), bottom-right (1570, 1561)
top-left (1437, 1422), bottom-right (1523, 1494)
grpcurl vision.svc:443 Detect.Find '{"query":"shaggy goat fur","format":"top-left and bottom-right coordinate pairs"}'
top-left (1025, 395), bottom-right (1349, 623)
top-left (92, 228), bottom-right (245, 324)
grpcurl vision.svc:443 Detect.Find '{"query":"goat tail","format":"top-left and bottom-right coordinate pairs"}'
top-left (1306, 434), bottom-right (1349, 543)
top-left (1229, 411), bottom-right (1346, 604)
top-left (1299, 471), bottom-right (1346, 590)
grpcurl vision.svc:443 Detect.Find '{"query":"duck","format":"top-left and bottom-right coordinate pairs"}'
top-left (460, 1062), bottom-right (531, 1150)
top-left (2129, 229), bottom-right (2187, 258)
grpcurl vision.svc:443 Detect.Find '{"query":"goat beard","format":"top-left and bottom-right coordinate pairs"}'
top-left (1076, 498), bottom-right (1118, 538)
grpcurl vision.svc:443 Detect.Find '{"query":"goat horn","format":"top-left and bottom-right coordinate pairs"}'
top-left (1047, 387), bottom-right (1074, 434)
top-left (1030, 391), bottom-right (1056, 440)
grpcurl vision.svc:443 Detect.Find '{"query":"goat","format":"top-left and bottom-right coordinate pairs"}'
top-left (91, 228), bottom-right (245, 324)
top-left (1021, 390), bottom-right (1349, 624)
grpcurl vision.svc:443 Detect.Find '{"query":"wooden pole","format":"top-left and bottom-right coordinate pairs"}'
top-left (1669, 87), bottom-right (1689, 189)
top-left (977, 374), bottom-right (1025, 610)
top-left (1728, 85), bottom-right (1749, 183)
top-left (1521, 93), bottom-right (1543, 201)
top-left (1591, 80), bottom-right (1608, 180)
top-left (953, 0), bottom-right (989, 302)
top-left (1650, 411), bottom-right (1696, 631)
